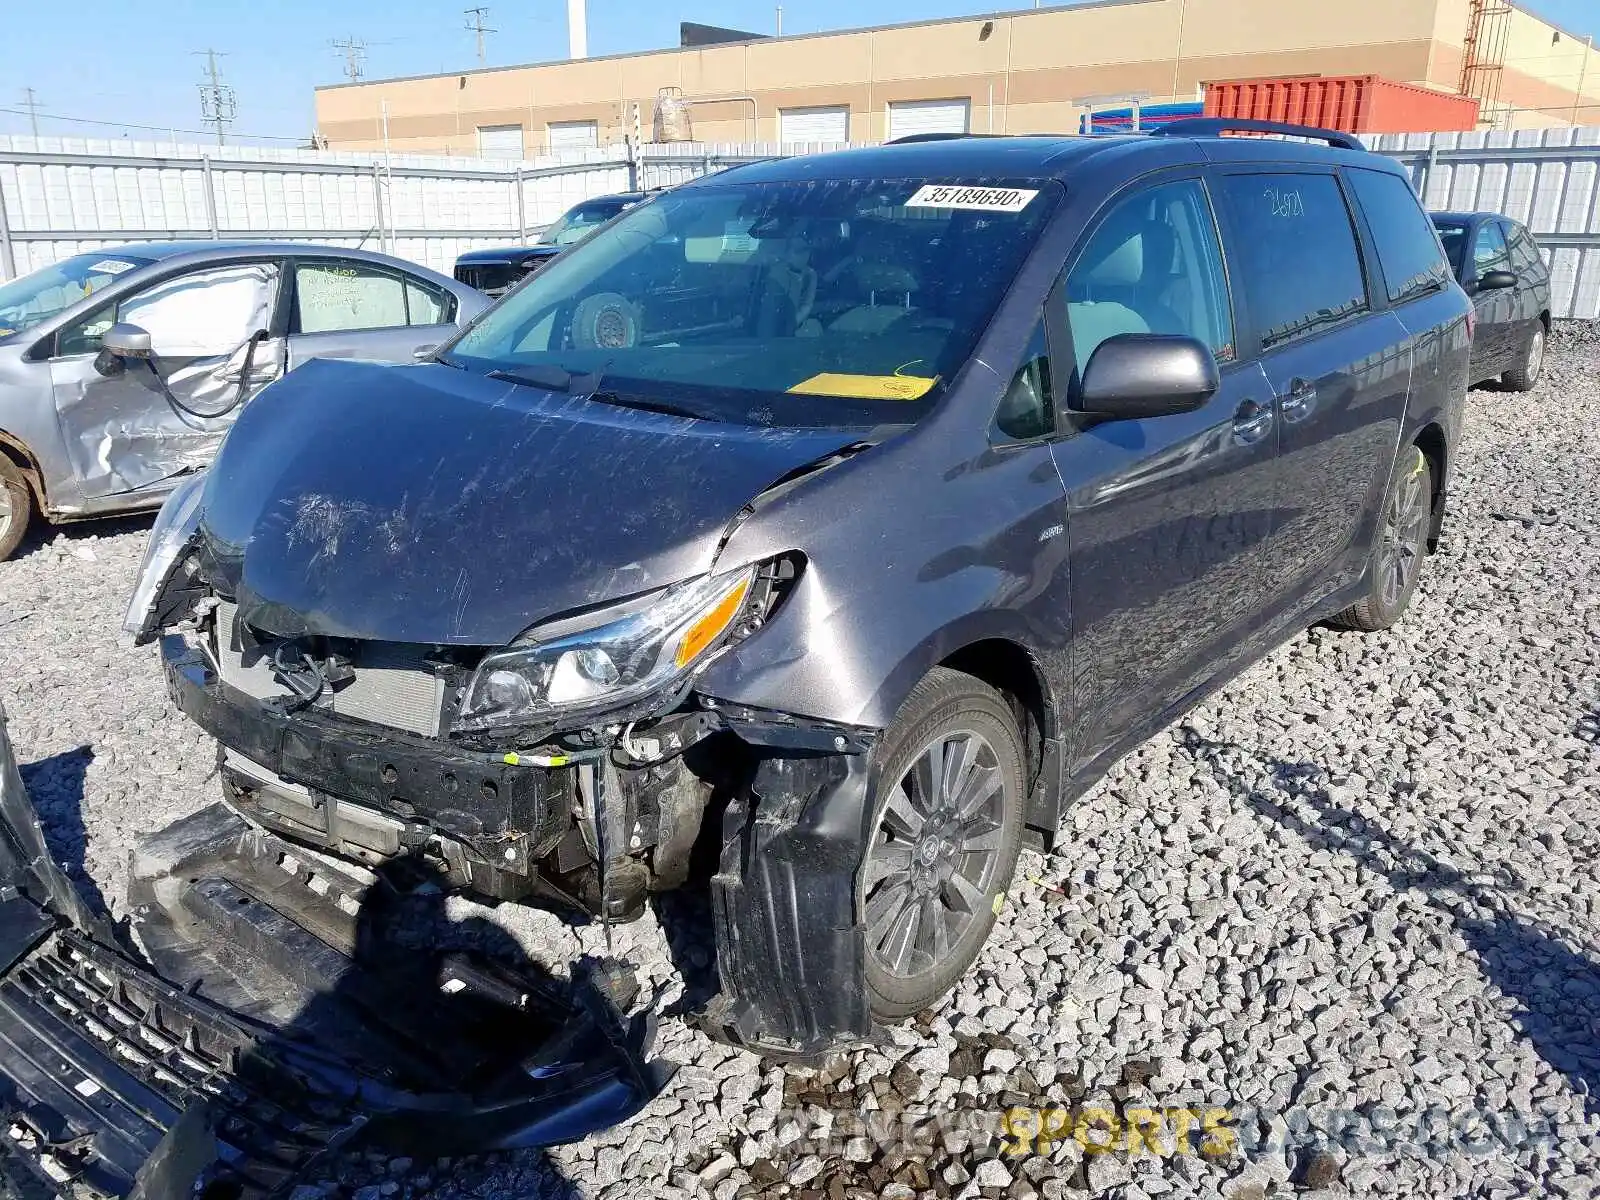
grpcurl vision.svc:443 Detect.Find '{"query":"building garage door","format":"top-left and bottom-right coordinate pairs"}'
top-left (548, 120), bottom-right (599, 152)
top-left (887, 99), bottom-right (970, 141)
top-left (477, 125), bottom-right (525, 160)
top-left (780, 106), bottom-right (849, 145)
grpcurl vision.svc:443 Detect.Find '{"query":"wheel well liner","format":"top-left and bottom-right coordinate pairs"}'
top-left (1413, 422), bottom-right (1447, 551)
top-left (0, 431), bottom-right (44, 507)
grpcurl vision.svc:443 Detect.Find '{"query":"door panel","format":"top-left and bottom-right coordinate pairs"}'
top-left (287, 324), bottom-right (451, 369)
top-left (286, 259), bottom-right (455, 369)
top-left (1055, 360), bottom-right (1278, 768)
top-left (48, 262), bottom-right (283, 499)
top-left (1256, 313), bottom-right (1411, 612)
top-left (1468, 221), bottom-right (1514, 377)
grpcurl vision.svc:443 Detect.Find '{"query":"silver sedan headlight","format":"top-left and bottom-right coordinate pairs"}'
top-left (121, 473), bottom-right (206, 639)
top-left (454, 566), bottom-right (757, 732)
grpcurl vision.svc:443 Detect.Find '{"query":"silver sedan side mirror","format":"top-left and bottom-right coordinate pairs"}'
top-left (102, 323), bottom-right (154, 359)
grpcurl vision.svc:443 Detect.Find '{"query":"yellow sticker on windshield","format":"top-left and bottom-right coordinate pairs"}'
top-left (788, 372), bottom-right (936, 401)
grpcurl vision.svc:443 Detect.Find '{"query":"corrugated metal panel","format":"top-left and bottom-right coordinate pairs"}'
top-left (1205, 76), bottom-right (1479, 135)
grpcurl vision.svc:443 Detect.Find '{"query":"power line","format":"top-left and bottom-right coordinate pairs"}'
top-left (0, 105), bottom-right (302, 144)
top-left (464, 7), bottom-right (497, 65)
top-left (18, 88), bottom-right (41, 138)
top-left (194, 49), bottom-right (238, 147)
top-left (331, 36), bottom-right (369, 82)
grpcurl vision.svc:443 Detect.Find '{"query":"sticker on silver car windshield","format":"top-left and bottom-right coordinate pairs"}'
top-left (903, 185), bottom-right (1039, 212)
top-left (87, 259), bottom-right (138, 275)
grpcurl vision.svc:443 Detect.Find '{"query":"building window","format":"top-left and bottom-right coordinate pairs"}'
top-left (477, 124), bottom-right (525, 160)
top-left (548, 120), bottom-right (600, 152)
top-left (887, 98), bottom-right (971, 141)
top-left (779, 105), bottom-right (850, 145)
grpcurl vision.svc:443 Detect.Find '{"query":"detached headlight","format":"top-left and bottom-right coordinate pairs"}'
top-left (455, 566), bottom-right (756, 732)
top-left (122, 473), bottom-right (205, 640)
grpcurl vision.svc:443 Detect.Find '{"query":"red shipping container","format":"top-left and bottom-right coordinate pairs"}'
top-left (1203, 75), bottom-right (1480, 135)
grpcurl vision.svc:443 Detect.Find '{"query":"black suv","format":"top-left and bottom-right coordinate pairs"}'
top-left (130, 119), bottom-right (1469, 1057)
top-left (453, 191), bottom-right (652, 295)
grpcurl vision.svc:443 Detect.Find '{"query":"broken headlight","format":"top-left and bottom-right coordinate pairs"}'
top-left (121, 472), bottom-right (205, 639)
top-left (454, 566), bottom-right (757, 732)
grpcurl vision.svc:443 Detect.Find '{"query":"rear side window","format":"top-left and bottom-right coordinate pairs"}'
top-left (1218, 172), bottom-right (1367, 348)
top-left (1346, 169), bottom-right (1452, 302)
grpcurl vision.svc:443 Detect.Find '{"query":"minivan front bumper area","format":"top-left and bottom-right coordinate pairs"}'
top-left (0, 697), bottom-right (671, 1199)
top-left (160, 631), bottom-right (884, 1061)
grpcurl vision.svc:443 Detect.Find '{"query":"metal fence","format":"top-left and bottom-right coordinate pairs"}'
top-left (4, 129), bottom-right (1600, 318)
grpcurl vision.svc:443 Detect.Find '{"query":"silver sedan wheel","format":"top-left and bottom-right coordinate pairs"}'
top-left (0, 484), bottom-right (14, 546)
top-left (1379, 454), bottom-right (1431, 610)
top-left (863, 730), bottom-right (1007, 981)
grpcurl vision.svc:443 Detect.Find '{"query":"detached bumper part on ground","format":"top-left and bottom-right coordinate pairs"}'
top-left (0, 699), bottom-right (671, 1200)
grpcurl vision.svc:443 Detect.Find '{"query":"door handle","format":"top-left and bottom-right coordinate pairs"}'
top-left (1279, 378), bottom-right (1317, 423)
top-left (1232, 399), bottom-right (1274, 446)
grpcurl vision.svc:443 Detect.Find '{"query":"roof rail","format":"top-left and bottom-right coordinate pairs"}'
top-left (884, 132), bottom-right (1013, 145)
top-left (1149, 117), bottom-right (1366, 152)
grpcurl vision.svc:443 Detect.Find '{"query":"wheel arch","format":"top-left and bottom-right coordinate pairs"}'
top-left (1412, 421), bottom-right (1448, 551)
top-left (0, 430), bottom-right (44, 509)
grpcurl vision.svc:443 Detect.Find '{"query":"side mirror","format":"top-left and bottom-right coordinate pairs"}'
top-left (1478, 269), bottom-right (1517, 291)
top-left (102, 322), bottom-right (154, 359)
top-left (1076, 333), bottom-right (1220, 419)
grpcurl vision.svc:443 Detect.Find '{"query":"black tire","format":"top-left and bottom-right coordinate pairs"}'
top-left (0, 458), bottom-right (33, 563)
top-left (860, 667), bottom-right (1026, 1022)
top-left (1330, 444), bottom-right (1433, 633)
top-left (1502, 321), bottom-right (1547, 392)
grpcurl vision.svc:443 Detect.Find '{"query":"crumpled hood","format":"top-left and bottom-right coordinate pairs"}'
top-left (198, 359), bottom-right (859, 645)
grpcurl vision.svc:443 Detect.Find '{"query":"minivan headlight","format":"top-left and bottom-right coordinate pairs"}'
top-left (455, 566), bottom-right (756, 732)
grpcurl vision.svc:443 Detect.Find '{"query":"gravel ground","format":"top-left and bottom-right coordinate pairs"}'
top-left (4, 326), bottom-right (1600, 1200)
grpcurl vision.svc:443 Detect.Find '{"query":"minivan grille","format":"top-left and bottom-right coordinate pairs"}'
top-left (214, 601), bottom-right (447, 737)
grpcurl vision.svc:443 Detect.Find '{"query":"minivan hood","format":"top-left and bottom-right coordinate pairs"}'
top-left (198, 359), bottom-right (860, 645)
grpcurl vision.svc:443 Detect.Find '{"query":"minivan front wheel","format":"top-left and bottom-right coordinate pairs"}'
top-left (1331, 445), bottom-right (1434, 632)
top-left (0, 458), bottom-right (33, 562)
top-left (861, 667), bottom-right (1026, 1022)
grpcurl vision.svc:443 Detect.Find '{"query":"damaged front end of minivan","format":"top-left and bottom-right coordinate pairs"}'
top-left (123, 365), bottom-right (891, 1064)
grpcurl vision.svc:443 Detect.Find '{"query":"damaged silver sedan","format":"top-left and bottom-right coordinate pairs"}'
top-left (0, 244), bottom-right (486, 561)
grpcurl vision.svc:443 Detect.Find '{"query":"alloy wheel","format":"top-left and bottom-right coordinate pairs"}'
top-left (863, 730), bottom-right (1008, 980)
top-left (0, 485), bottom-right (13, 547)
top-left (1526, 327), bottom-right (1546, 384)
top-left (1379, 456), bottom-right (1431, 611)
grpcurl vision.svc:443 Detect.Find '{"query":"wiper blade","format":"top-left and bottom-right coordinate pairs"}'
top-left (487, 364), bottom-right (577, 391)
top-left (586, 392), bottom-right (707, 421)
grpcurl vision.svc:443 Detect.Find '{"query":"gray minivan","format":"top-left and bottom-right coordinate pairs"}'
top-left (0, 242), bottom-right (487, 560)
top-left (127, 120), bottom-right (1470, 1058)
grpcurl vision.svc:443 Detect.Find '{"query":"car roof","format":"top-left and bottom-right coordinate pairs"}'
top-left (1430, 211), bottom-right (1507, 227)
top-left (680, 131), bottom-right (1387, 188)
top-left (78, 241), bottom-right (468, 291)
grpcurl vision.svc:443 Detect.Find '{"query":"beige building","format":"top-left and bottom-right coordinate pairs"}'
top-left (315, 0), bottom-right (1600, 156)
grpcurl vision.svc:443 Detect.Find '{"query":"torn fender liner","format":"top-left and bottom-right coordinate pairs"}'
top-left (0, 702), bottom-right (671, 1200)
top-left (705, 746), bottom-right (879, 1059)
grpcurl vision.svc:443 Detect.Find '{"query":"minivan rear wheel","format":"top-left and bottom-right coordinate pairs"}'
top-left (1502, 323), bottom-right (1546, 392)
top-left (861, 667), bottom-right (1026, 1022)
top-left (0, 459), bottom-right (33, 563)
top-left (1330, 445), bottom-right (1433, 633)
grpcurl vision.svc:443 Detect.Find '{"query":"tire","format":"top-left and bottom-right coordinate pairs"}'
top-left (1502, 322), bottom-right (1546, 392)
top-left (0, 458), bottom-right (33, 563)
top-left (860, 666), bottom-right (1027, 1022)
top-left (1330, 444), bottom-right (1433, 633)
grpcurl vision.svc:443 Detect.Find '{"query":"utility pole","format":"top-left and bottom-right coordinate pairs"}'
top-left (18, 88), bottom-right (41, 138)
top-left (464, 7), bottom-right (496, 66)
top-left (331, 36), bottom-right (368, 83)
top-left (195, 49), bottom-right (237, 146)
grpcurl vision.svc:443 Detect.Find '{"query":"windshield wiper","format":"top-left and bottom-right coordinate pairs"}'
top-left (487, 364), bottom-right (577, 391)
top-left (585, 392), bottom-right (707, 421)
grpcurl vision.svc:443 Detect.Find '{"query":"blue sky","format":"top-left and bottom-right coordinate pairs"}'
top-left (1, 0), bottom-right (1596, 144)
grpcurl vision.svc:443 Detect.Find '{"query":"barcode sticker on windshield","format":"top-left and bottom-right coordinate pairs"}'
top-left (904, 185), bottom-right (1038, 213)
top-left (87, 259), bottom-right (137, 275)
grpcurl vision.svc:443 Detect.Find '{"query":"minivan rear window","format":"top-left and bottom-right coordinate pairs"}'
top-left (1218, 172), bottom-right (1368, 348)
top-left (1347, 169), bottom-right (1452, 303)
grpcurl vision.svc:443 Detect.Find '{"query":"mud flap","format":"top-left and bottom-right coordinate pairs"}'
top-left (0, 702), bottom-right (672, 1199)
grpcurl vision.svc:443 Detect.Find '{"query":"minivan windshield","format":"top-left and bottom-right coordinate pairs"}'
top-left (445, 177), bottom-right (1060, 428)
top-left (0, 252), bottom-right (152, 339)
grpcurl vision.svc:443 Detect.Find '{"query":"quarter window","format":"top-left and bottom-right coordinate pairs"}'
top-left (1064, 179), bottom-right (1235, 378)
top-left (1217, 172), bottom-right (1367, 348)
top-left (995, 322), bottom-right (1054, 440)
top-left (1472, 223), bottom-right (1510, 276)
top-left (1345, 169), bottom-right (1452, 303)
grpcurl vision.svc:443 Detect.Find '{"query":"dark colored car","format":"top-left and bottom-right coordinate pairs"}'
top-left (128, 118), bottom-right (1469, 1061)
top-left (453, 191), bottom-right (652, 295)
top-left (1431, 211), bottom-right (1551, 389)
